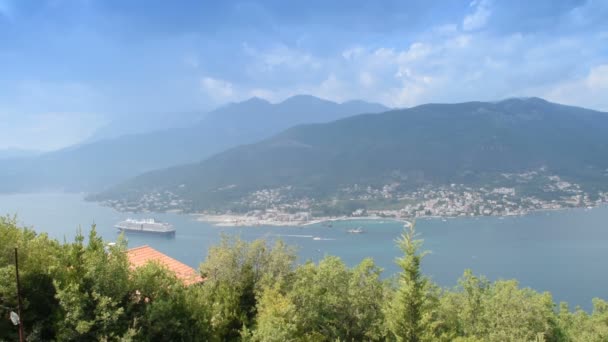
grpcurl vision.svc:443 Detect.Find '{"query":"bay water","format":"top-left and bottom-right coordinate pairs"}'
top-left (1, 192), bottom-right (607, 310)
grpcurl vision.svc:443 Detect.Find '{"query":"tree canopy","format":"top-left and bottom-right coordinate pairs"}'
top-left (1, 216), bottom-right (607, 341)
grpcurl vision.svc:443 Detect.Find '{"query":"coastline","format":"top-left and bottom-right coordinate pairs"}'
top-left (191, 203), bottom-right (607, 228)
top-left (193, 213), bottom-right (412, 228)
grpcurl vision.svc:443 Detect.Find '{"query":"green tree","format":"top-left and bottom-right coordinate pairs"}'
top-left (585, 298), bottom-right (608, 341)
top-left (0, 216), bottom-right (61, 341)
top-left (345, 258), bottom-right (387, 340)
top-left (440, 271), bottom-right (562, 342)
top-left (558, 299), bottom-right (608, 341)
top-left (275, 256), bottom-right (387, 341)
top-left (289, 256), bottom-right (353, 340)
top-left (53, 227), bottom-right (131, 341)
top-left (198, 237), bottom-right (296, 340)
top-left (386, 222), bottom-right (437, 342)
top-left (481, 280), bottom-right (559, 341)
top-left (250, 285), bottom-right (298, 342)
top-left (5, 216), bottom-right (608, 342)
top-left (129, 262), bottom-right (212, 341)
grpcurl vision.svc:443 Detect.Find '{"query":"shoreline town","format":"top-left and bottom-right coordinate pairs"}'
top-left (99, 171), bottom-right (608, 228)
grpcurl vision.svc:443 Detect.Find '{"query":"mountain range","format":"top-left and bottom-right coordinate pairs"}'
top-left (83, 110), bottom-right (206, 143)
top-left (0, 95), bottom-right (387, 192)
top-left (0, 148), bottom-right (42, 160)
top-left (92, 98), bottom-right (608, 212)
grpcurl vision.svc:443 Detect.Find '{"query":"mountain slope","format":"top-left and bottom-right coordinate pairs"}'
top-left (93, 98), bottom-right (608, 211)
top-left (0, 96), bottom-right (387, 192)
top-left (0, 148), bottom-right (41, 160)
top-left (83, 110), bottom-right (206, 143)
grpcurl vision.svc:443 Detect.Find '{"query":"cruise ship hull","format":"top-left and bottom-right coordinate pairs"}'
top-left (115, 219), bottom-right (176, 236)
top-left (116, 227), bottom-right (176, 236)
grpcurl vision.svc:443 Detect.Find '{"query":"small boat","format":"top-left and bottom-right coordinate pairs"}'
top-left (312, 237), bottom-right (322, 240)
top-left (347, 227), bottom-right (364, 234)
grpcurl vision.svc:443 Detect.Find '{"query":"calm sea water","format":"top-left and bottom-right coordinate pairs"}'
top-left (1, 193), bottom-right (607, 310)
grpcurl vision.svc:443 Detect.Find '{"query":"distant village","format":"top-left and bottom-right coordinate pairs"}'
top-left (100, 170), bottom-right (608, 226)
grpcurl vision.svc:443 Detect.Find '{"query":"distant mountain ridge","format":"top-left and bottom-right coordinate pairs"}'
top-left (92, 97), bottom-right (608, 211)
top-left (0, 95), bottom-right (388, 192)
top-left (0, 148), bottom-right (41, 160)
top-left (83, 110), bottom-right (206, 143)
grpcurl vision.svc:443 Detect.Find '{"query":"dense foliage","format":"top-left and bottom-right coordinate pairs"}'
top-left (1, 216), bottom-right (607, 341)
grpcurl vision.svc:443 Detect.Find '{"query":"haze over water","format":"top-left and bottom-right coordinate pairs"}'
top-left (1, 192), bottom-right (607, 311)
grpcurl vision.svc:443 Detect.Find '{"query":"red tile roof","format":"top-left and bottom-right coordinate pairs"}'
top-left (126, 245), bottom-right (204, 286)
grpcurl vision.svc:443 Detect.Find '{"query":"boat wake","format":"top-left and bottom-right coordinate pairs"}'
top-left (272, 234), bottom-right (314, 238)
top-left (271, 234), bottom-right (336, 241)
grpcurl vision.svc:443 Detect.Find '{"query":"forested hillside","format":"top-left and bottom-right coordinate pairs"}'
top-left (1, 216), bottom-right (606, 341)
top-left (96, 97), bottom-right (608, 212)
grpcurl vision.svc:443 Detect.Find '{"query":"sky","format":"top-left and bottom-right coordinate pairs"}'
top-left (0, 0), bottom-right (607, 150)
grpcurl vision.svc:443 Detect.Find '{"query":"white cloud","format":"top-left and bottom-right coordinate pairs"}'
top-left (543, 64), bottom-right (608, 111)
top-left (587, 65), bottom-right (608, 89)
top-left (243, 44), bottom-right (320, 72)
top-left (200, 77), bottom-right (235, 101)
top-left (192, 3), bottom-right (606, 112)
top-left (197, 24), bottom-right (608, 112)
top-left (398, 42), bottom-right (433, 63)
top-left (358, 71), bottom-right (374, 87)
top-left (247, 88), bottom-right (277, 101)
top-left (342, 47), bottom-right (365, 60)
top-left (463, 0), bottom-right (491, 31)
top-left (315, 74), bottom-right (348, 102)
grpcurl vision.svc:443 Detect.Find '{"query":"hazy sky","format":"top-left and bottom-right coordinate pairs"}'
top-left (1, 0), bottom-right (607, 150)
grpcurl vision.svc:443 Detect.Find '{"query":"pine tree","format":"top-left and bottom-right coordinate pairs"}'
top-left (387, 222), bottom-right (430, 342)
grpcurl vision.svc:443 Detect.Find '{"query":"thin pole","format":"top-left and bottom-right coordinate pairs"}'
top-left (14, 247), bottom-right (24, 342)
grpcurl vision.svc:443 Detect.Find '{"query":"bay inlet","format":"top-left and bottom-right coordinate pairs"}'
top-left (1, 192), bottom-right (607, 311)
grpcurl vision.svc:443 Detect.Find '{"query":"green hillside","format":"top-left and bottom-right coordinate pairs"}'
top-left (93, 98), bottom-right (608, 211)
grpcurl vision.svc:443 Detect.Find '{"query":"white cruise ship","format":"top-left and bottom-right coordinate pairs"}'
top-left (115, 218), bottom-right (176, 235)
